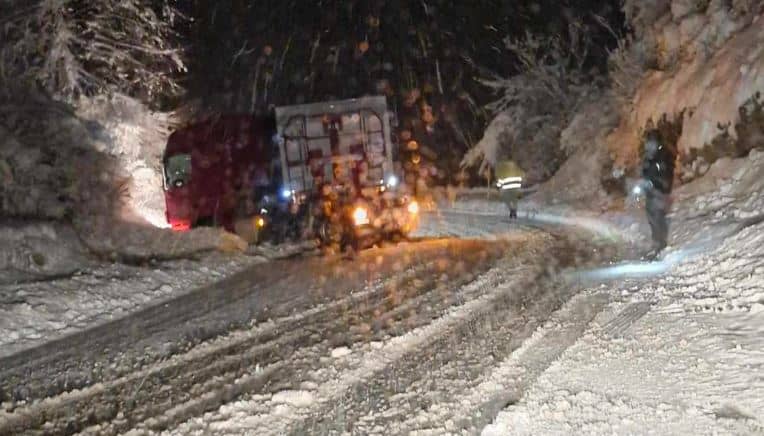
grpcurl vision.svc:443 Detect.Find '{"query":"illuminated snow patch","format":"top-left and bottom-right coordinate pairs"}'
top-left (271, 390), bottom-right (315, 408)
top-left (522, 211), bottom-right (624, 242)
top-left (569, 238), bottom-right (714, 281)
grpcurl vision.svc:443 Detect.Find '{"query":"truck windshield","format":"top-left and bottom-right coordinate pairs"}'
top-left (164, 154), bottom-right (191, 188)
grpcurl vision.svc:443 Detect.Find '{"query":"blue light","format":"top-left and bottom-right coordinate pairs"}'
top-left (281, 188), bottom-right (292, 199)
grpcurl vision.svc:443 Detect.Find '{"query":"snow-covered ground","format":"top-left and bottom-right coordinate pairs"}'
top-left (2, 148), bottom-right (762, 435)
top-left (160, 149), bottom-right (762, 436)
top-left (481, 152), bottom-right (764, 434)
top-left (485, 235), bottom-right (764, 435)
top-left (0, 241), bottom-right (314, 358)
top-left (0, 253), bottom-right (266, 357)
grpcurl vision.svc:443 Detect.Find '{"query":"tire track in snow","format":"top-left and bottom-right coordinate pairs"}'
top-left (290, 253), bottom-right (603, 435)
top-left (0, 239), bottom-right (510, 435)
top-left (165, 231), bottom-right (588, 435)
top-left (419, 292), bottom-right (609, 435)
top-left (288, 263), bottom-right (556, 435)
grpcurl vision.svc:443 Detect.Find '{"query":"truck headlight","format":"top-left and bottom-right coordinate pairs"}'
top-left (407, 200), bottom-right (419, 214)
top-left (353, 206), bottom-right (369, 226)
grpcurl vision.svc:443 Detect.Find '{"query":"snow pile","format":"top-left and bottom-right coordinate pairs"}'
top-left (485, 226), bottom-right (764, 434)
top-left (0, 89), bottom-right (253, 267)
top-left (0, 252), bottom-right (267, 356)
top-left (668, 147), bottom-right (764, 249)
top-left (0, 221), bottom-right (88, 285)
top-left (76, 216), bottom-right (249, 262)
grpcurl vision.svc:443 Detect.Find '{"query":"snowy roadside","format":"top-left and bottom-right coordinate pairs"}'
top-left (0, 253), bottom-right (266, 357)
top-left (484, 221), bottom-right (764, 435)
top-left (0, 240), bottom-right (314, 358)
top-left (479, 152), bottom-right (764, 433)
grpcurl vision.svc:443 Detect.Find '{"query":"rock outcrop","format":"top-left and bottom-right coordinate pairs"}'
top-left (608, 1), bottom-right (764, 173)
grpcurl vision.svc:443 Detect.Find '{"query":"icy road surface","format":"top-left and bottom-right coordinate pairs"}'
top-left (0, 215), bottom-right (616, 435)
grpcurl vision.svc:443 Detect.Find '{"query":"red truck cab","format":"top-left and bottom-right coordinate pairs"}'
top-left (163, 115), bottom-right (272, 231)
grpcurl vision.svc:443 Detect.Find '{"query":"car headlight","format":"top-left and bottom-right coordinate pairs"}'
top-left (407, 200), bottom-right (419, 214)
top-left (255, 216), bottom-right (265, 228)
top-left (281, 187), bottom-right (292, 199)
top-left (387, 175), bottom-right (398, 188)
top-left (353, 206), bottom-right (369, 226)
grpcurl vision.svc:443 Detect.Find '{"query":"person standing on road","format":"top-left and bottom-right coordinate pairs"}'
top-left (495, 159), bottom-right (525, 219)
top-left (640, 130), bottom-right (675, 260)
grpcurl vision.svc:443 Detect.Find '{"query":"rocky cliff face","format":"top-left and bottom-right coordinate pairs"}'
top-left (608, 0), bottom-right (764, 177)
top-left (529, 0), bottom-right (763, 207)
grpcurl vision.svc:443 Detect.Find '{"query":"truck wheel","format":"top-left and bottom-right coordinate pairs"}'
top-left (388, 231), bottom-right (409, 243)
top-left (340, 226), bottom-right (360, 255)
top-left (316, 220), bottom-right (333, 246)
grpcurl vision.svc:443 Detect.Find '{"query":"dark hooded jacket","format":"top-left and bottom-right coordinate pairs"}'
top-left (642, 138), bottom-right (675, 194)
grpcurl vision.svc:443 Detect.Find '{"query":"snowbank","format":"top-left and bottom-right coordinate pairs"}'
top-left (75, 95), bottom-right (176, 227)
top-left (485, 218), bottom-right (764, 435)
top-left (0, 221), bottom-right (88, 285)
top-left (0, 250), bottom-right (267, 357)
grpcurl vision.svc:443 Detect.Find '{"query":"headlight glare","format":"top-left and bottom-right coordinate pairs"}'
top-left (353, 206), bottom-right (369, 226)
top-left (407, 200), bottom-right (419, 214)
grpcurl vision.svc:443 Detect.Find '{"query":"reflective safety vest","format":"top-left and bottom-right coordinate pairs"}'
top-left (495, 160), bottom-right (525, 190)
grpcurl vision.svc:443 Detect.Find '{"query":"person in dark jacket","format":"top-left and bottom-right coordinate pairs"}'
top-left (641, 131), bottom-right (675, 260)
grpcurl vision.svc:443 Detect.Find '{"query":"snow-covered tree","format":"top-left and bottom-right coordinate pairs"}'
top-left (0, 0), bottom-right (185, 105)
top-left (462, 21), bottom-right (608, 182)
top-left (0, 0), bottom-right (186, 228)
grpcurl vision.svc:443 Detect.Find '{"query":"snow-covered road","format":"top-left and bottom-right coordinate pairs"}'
top-left (2, 150), bottom-right (763, 435)
top-left (5, 226), bottom-right (603, 435)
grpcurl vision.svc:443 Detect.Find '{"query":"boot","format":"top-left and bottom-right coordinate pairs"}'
top-left (641, 243), bottom-right (665, 262)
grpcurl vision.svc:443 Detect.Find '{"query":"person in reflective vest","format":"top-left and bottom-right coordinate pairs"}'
top-left (495, 159), bottom-right (525, 219)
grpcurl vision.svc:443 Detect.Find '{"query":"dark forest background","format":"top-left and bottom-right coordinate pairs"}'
top-left (176, 0), bottom-right (624, 183)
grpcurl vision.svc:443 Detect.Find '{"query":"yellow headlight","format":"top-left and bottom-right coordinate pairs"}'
top-left (255, 216), bottom-right (265, 228)
top-left (353, 206), bottom-right (369, 226)
top-left (407, 200), bottom-right (419, 214)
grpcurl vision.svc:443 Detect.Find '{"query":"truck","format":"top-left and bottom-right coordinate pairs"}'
top-left (162, 115), bottom-right (274, 232)
top-left (162, 96), bottom-right (419, 250)
top-left (274, 96), bottom-right (419, 251)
